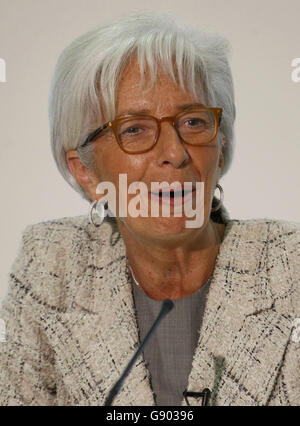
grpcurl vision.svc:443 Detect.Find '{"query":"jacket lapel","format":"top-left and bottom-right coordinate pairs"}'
top-left (41, 219), bottom-right (155, 406)
top-left (185, 220), bottom-right (293, 406)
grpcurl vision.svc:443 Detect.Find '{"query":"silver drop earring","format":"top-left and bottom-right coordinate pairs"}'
top-left (89, 199), bottom-right (107, 227)
top-left (211, 184), bottom-right (224, 212)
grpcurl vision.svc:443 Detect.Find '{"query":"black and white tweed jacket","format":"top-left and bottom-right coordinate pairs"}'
top-left (0, 214), bottom-right (299, 406)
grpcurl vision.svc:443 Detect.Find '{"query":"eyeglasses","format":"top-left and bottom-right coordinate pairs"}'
top-left (81, 107), bottom-right (222, 154)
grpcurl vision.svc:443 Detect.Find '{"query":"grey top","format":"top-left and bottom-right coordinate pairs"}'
top-left (132, 276), bottom-right (212, 406)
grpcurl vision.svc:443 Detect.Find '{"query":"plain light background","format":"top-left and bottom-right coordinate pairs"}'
top-left (0, 0), bottom-right (299, 304)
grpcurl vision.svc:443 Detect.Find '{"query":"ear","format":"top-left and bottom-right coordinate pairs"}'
top-left (218, 144), bottom-right (225, 169)
top-left (218, 135), bottom-right (226, 169)
top-left (66, 150), bottom-right (90, 184)
top-left (65, 150), bottom-right (99, 200)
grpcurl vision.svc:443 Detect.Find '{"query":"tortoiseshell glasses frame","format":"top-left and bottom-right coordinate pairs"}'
top-left (80, 107), bottom-right (223, 154)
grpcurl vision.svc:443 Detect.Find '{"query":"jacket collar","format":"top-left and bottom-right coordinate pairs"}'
top-left (41, 218), bottom-right (292, 405)
top-left (74, 218), bottom-right (275, 315)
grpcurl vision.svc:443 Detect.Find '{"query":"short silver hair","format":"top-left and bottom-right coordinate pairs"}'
top-left (49, 12), bottom-right (236, 204)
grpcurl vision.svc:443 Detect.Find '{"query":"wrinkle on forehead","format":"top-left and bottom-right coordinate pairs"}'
top-left (97, 55), bottom-right (206, 121)
top-left (115, 58), bottom-right (206, 118)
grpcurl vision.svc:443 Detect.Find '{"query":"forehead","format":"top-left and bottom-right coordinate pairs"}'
top-left (115, 59), bottom-right (203, 117)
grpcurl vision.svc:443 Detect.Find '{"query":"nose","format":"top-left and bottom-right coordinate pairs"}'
top-left (155, 120), bottom-right (190, 168)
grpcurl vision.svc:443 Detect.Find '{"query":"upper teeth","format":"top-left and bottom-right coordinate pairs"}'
top-left (153, 190), bottom-right (192, 196)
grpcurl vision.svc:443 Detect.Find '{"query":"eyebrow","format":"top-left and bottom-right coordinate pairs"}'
top-left (116, 103), bottom-right (206, 118)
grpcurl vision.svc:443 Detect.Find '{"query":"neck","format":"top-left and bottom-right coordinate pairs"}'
top-left (118, 219), bottom-right (226, 300)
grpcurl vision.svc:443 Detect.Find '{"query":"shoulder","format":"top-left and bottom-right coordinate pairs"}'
top-left (8, 215), bottom-right (120, 312)
top-left (21, 214), bottom-right (119, 248)
top-left (225, 217), bottom-right (299, 250)
top-left (22, 214), bottom-right (95, 243)
top-left (226, 216), bottom-right (300, 234)
top-left (227, 217), bottom-right (300, 315)
top-left (226, 217), bottom-right (299, 273)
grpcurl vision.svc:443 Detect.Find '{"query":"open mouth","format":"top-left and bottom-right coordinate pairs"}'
top-left (159, 189), bottom-right (189, 197)
top-left (150, 188), bottom-right (195, 205)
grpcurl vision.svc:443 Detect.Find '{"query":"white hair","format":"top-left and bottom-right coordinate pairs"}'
top-left (49, 12), bottom-right (236, 209)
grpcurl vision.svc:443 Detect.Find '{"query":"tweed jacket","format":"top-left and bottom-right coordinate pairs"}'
top-left (0, 214), bottom-right (299, 406)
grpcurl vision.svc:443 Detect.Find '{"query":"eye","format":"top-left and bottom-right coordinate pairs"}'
top-left (122, 126), bottom-right (143, 135)
top-left (185, 118), bottom-right (207, 127)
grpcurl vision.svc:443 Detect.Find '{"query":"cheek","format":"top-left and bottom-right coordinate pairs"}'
top-left (189, 144), bottom-right (220, 180)
top-left (92, 142), bottom-right (147, 185)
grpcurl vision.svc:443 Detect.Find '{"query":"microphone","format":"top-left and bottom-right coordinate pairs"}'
top-left (105, 299), bottom-right (174, 406)
top-left (183, 388), bottom-right (211, 406)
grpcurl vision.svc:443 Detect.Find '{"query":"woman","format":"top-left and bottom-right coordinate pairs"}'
top-left (0, 13), bottom-right (299, 406)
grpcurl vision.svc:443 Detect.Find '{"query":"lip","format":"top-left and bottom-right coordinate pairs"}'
top-left (149, 188), bottom-right (196, 206)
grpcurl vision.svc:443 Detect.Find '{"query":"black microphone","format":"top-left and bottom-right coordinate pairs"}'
top-left (105, 299), bottom-right (174, 406)
top-left (183, 388), bottom-right (211, 406)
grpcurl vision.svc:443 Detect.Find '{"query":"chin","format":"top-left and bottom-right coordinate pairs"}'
top-left (124, 215), bottom-right (203, 243)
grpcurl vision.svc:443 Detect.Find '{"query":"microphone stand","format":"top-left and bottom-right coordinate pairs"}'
top-left (105, 299), bottom-right (174, 406)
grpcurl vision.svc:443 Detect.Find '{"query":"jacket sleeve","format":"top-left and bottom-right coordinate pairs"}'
top-left (0, 225), bottom-right (58, 406)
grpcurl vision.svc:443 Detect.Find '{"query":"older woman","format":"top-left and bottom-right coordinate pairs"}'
top-left (0, 13), bottom-right (299, 407)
